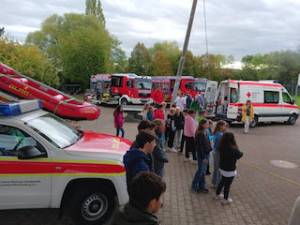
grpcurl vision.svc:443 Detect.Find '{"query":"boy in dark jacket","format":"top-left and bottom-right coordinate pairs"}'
top-left (111, 172), bottom-right (166, 225)
top-left (123, 132), bottom-right (156, 187)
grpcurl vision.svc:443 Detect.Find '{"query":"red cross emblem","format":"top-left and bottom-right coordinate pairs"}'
top-left (246, 92), bottom-right (252, 98)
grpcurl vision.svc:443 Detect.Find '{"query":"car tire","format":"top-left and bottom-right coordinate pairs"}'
top-left (120, 98), bottom-right (128, 106)
top-left (69, 186), bottom-right (116, 225)
top-left (288, 114), bottom-right (297, 125)
top-left (250, 116), bottom-right (258, 128)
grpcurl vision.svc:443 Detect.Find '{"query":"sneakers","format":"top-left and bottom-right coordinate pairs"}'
top-left (214, 194), bottom-right (224, 200)
top-left (198, 188), bottom-right (209, 193)
top-left (169, 148), bottom-right (177, 153)
top-left (221, 198), bottom-right (233, 205)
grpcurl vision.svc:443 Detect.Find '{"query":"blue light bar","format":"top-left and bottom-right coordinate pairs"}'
top-left (0, 100), bottom-right (42, 116)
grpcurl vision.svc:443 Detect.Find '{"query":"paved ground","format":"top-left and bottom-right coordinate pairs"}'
top-left (1, 106), bottom-right (300, 225)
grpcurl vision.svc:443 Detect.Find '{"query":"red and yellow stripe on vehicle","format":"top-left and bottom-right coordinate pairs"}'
top-left (0, 157), bottom-right (125, 177)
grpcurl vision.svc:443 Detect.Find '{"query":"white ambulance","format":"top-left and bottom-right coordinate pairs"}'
top-left (0, 100), bottom-right (130, 225)
top-left (214, 80), bottom-right (299, 127)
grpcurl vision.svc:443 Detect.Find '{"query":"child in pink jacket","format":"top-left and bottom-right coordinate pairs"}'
top-left (114, 105), bottom-right (125, 138)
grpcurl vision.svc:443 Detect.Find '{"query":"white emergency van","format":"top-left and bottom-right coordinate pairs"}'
top-left (0, 100), bottom-right (130, 225)
top-left (214, 80), bottom-right (299, 126)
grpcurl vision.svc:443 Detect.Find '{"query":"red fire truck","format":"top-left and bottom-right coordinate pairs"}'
top-left (110, 73), bottom-right (153, 105)
top-left (151, 76), bottom-right (211, 101)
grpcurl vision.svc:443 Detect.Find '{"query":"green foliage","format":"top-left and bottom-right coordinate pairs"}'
top-left (296, 96), bottom-right (300, 106)
top-left (239, 51), bottom-right (300, 85)
top-left (110, 37), bottom-right (128, 73)
top-left (128, 42), bottom-right (151, 75)
top-left (0, 37), bottom-right (59, 86)
top-left (85, 0), bottom-right (105, 27)
top-left (151, 50), bottom-right (173, 75)
top-left (149, 41), bottom-right (180, 75)
top-left (26, 13), bottom-right (112, 88)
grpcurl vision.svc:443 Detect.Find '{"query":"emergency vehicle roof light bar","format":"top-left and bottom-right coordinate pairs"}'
top-left (0, 100), bottom-right (42, 116)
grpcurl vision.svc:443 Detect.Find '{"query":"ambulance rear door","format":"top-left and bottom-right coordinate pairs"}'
top-left (204, 80), bottom-right (218, 115)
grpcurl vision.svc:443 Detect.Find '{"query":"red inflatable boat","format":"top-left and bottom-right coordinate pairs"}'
top-left (0, 63), bottom-right (100, 120)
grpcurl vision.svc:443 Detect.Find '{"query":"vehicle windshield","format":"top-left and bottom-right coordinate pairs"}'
top-left (194, 81), bottom-right (206, 92)
top-left (135, 79), bottom-right (152, 90)
top-left (27, 114), bottom-right (82, 148)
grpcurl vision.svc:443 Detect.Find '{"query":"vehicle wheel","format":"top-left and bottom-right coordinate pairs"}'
top-left (250, 116), bottom-right (258, 128)
top-left (120, 98), bottom-right (128, 106)
top-left (288, 114), bottom-right (297, 125)
top-left (69, 187), bottom-right (116, 225)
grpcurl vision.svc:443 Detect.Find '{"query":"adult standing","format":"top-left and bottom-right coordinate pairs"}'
top-left (174, 107), bottom-right (184, 150)
top-left (151, 87), bottom-right (164, 105)
top-left (166, 107), bottom-right (177, 152)
top-left (242, 100), bottom-right (254, 134)
top-left (175, 92), bottom-right (186, 111)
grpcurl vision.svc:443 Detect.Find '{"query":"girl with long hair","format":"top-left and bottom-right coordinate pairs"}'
top-left (212, 120), bottom-right (227, 188)
top-left (215, 132), bottom-right (243, 204)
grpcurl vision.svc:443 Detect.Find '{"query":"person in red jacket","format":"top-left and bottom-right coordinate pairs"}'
top-left (153, 104), bottom-right (165, 120)
top-left (151, 87), bottom-right (164, 105)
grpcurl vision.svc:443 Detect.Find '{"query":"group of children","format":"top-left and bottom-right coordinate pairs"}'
top-left (110, 94), bottom-right (245, 224)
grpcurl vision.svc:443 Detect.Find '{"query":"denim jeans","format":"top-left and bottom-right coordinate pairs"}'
top-left (212, 151), bottom-right (221, 186)
top-left (116, 127), bottom-right (125, 138)
top-left (192, 156), bottom-right (208, 191)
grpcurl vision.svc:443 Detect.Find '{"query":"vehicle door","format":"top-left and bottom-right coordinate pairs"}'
top-left (0, 124), bottom-right (51, 209)
top-left (126, 78), bottom-right (136, 98)
top-left (281, 91), bottom-right (295, 121)
top-left (215, 82), bottom-right (228, 117)
top-left (204, 81), bottom-right (218, 114)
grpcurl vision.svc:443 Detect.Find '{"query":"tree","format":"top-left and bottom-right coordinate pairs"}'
top-left (0, 37), bottom-right (59, 86)
top-left (110, 37), bottom-right (128, 72)
top-left (26, 13), bottom-right (112, 88)
top-left (85, 0), bottom-right (105, 27)
top-left (182, 50), bottom-right (194, 75)
top-left (149, 41), bottom-right (180, 75)
top-left (128, 42), bottom-right (151, 75)
top-left (151, 50), bottom-right (173, 75)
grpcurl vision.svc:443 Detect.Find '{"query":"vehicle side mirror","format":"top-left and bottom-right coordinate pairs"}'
top-left (17, 146), bottom-right (46, 160)
top-left (291, 99), bottom-right (295, 105)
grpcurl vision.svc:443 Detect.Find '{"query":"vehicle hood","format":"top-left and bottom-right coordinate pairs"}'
top-left (65, 131), bottom-right (131, 155)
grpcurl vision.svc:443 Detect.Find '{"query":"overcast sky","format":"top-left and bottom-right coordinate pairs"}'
top-left (1, 0), bottom-right (300, 59)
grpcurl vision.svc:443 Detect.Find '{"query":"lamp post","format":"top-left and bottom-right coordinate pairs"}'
top-left (171, 0), bottom-right (198, 103)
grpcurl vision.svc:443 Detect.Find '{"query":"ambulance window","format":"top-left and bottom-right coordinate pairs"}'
top-left (0, 125), bottom-right (45, 157)
top-left (230, 88), bottom-right (238, 103)
top-left (282, 92), bottom-right (293, 104)
top-left (264, 91), bottom-right (279, 104)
